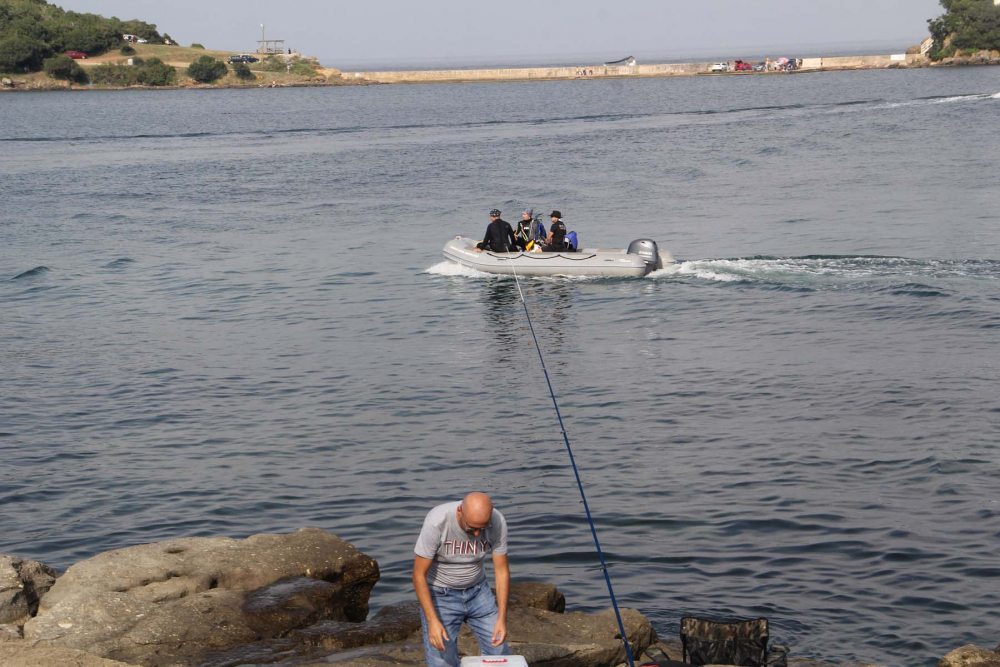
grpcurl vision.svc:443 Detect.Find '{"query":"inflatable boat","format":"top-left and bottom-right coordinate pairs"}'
top-left (443, 237), bottom-right (674, 278)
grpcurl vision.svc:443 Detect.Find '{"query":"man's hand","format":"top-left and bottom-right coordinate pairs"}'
top-left (491, 617), bottom-right (507, 647)
top-left (428, 618), bottom-right (450, 651)
top-left (474, 247), bottom-right (483, 253)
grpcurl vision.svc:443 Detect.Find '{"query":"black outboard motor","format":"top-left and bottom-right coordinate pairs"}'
top-left (627, 238), bottom-right (661, 273)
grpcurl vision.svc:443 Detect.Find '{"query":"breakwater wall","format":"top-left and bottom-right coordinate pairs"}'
top-left (345, 54), bottom-right (929, 84)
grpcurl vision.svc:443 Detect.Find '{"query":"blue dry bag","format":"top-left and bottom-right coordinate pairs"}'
top-left (565, 231), bottom-right (578, 251)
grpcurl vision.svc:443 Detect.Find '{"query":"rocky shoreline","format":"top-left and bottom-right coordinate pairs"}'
top-left (1, 529), bottom-right (996, 667)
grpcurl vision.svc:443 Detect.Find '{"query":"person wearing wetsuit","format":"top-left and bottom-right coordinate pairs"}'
top-left (475, 209), bottom-right (517, 253)
top-left (513, 209), bottom-right (534, 250)
top-left (542, 211), bottom-right (567, 252)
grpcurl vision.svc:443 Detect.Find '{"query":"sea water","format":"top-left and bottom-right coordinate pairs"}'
top-left (1, 66), bottom-right (999, 665)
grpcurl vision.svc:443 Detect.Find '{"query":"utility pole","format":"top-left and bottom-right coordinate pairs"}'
top-left (260, 23), bottom-right (265, 54)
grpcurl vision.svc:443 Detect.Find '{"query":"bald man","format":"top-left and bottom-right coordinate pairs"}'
top-left (413, 492), bottom-right (510, 667)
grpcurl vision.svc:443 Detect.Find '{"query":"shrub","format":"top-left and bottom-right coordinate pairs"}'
top-left (120, 44), bottom-right (136, 55)
top-left (89, 63), bottom-right (135, 86)
top-left (89, 57), bottom-right (175, 87)
top-left (190, 43), bottom-right (205, 49)
top-left (135, 57), bottom-right (175, 86)
top-left (232, 61), bottom-right (254, 80)
top-left (0, 34), bottom-right (50, 73)
top-left (43, 54), bottom-right (89, 83)
top-left (260, 55), bottom-right (317, 75)
top-left (187, 54), bottom-right (226, 83)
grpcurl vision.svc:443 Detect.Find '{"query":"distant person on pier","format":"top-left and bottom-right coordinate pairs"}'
top-left (542, 211), bottom-right (568, 252)
top-left (474, 209), bottom-right (516, 253)
top-left (413, 492), bottom-right (510, 667)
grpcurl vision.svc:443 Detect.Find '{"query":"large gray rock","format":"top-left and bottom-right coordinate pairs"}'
top-left (938, 645), bottom-right (1000, 667)
top-left (23, 529), bottom-right (379, 665)
top-left (0, 556), bottom-right (58, 626)
top-left (1, 77), bottom-right (13, 88)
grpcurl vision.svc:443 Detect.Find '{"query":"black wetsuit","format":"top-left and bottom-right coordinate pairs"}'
top-left (543, 219), bottom-right (567, 252)
top-left (477, 218), bottom-right (516, 253)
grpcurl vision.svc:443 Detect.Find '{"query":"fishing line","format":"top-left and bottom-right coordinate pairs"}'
top-left (500, 243), bottom-right (637, 667)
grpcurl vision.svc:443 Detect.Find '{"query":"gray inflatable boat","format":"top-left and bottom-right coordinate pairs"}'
top-left (443, 237), bottom-right (674, 278)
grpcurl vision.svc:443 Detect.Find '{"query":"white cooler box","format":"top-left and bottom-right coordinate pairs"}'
top-left (460, 657), bottom-right (528, 667)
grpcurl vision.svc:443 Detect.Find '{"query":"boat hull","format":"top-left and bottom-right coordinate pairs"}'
top-left (443, 237), bottom-right (662, 278)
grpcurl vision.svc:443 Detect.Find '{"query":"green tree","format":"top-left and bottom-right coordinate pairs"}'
top-left (0, 34), bottom-right (50, 72)
top-left (187, 54), bottom-right (226, 83)
top-left (120, 44), bottom-right (136, 55)
top-left (42, 54), bottom-right (88, 83)
top-left (232, 61), bottom-right (254, 80)
top-left (928, 0), bottom-right (1000, 58)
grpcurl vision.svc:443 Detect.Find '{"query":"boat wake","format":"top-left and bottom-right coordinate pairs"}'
top-left (649, 255), bottom-right (1000, 287)
top-left (425, 260), bottom-right (492, 278)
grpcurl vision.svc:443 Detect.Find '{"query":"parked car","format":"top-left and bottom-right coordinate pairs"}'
top-left (64, 51), bottom-right (88, 59)
top-left (733, 60), bottom-right (752, 71)
top-left (228, 54), bottom-right (260, 64)
top-left (136, 38), bottom-right (148, 44)
top-left (710, 62), bottom-right (728, 72)
top-left (752, 63), bottom-right (766, 72)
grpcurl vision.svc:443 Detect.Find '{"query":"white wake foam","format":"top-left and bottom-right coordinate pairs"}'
top-left (425, 261), bottom-right (493, 278)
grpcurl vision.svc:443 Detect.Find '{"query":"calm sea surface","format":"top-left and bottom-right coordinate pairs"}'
top-left (2, 68), bottom-right (999, 666)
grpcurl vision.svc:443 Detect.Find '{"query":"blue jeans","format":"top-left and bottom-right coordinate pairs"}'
top-left (420, 579), bottom-right (510, 667)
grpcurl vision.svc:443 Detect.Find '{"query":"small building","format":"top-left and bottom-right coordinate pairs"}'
top-left (256, 39), bottom-right (285, 55)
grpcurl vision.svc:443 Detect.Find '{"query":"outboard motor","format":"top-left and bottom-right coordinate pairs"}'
top-left (627, 238), bottom-right (661, 273)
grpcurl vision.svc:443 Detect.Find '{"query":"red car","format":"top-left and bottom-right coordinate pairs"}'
top-left (64, 51), bottom-right (88, 59)
top-left (733, 60), bottom-right (752, 71)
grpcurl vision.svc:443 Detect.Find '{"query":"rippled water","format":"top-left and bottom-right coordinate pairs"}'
top-left (2, 68), bottom-right (999, 666)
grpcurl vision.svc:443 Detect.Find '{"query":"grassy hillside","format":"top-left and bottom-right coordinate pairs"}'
top-left (0, 0), bottom-right (169, 73)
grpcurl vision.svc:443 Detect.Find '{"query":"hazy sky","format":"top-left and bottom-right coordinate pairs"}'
top-left (60, 0), bottom-right (944, 67)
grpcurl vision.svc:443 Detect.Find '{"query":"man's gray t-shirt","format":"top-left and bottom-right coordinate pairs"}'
top-left (414, 501), bottom-right (508, 589)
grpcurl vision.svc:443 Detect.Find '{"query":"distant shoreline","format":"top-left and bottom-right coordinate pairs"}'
top-left (4, 50), bottom-right (999, 92)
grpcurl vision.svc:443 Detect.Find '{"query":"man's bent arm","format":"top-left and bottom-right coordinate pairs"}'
top-left (493, 553), bottom-right (510, 622)
top-left (413, 556), bottom-right (441, 626)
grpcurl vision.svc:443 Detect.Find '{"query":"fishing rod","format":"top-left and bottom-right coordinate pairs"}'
top-left (500, 242), bottom-right (637, 667)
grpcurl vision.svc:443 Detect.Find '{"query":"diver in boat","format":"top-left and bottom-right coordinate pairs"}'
top-left (513, 209), bottom-right (537, 250)
top-left (541, 211), bottom-right (568, 252)
top-left (475, 209), bottom-right (517, 253)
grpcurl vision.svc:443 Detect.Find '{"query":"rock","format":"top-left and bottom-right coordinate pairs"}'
top-left (938, 645), bottom-right (1000, 667)
top-left (1, 622), bottom-right (23, 640)
top-left (0, 643), bottom-right (132, 666)
top-left (24, 529), bottom-right (379, 665)
top-left (508, 581), bottom-right (566, 613)
top-left (1, 77), bottom-right (12, 87)
top-left (292, 601), bottom-right (423, 650)
top-left (192, 584), bottom-right (653, 667)
top-left (242, 575), bottom-right (353, 638)
top-left (0, 556), bottom-right (58, 626)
